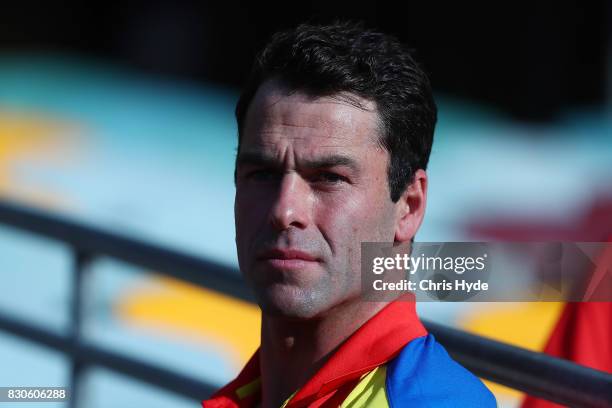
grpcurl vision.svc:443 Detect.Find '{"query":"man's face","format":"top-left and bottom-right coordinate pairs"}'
top-left (235, 80), bottom-right (399, 319)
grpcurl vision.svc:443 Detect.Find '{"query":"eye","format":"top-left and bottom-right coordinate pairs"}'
top-left (247, 169), bottom-right (281, 182)
top-left (311, 171), bottom-right (347, 184)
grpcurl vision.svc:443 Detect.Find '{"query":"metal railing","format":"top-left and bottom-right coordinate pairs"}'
top-left (0, 199), bottom-right (610, 408)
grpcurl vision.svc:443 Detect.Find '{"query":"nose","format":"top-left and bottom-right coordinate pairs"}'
top-left (270, 173), bottom-right (311, 231)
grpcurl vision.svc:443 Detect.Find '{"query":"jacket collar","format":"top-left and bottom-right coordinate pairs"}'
top-left (202, 295), bottom-right (426, 408)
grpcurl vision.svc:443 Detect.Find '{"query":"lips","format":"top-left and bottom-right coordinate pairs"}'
top-left (256, 248), bottom-right (320, 269)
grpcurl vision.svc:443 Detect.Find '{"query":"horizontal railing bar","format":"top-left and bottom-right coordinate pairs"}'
top-left (0, 199), bottom-right (254, 303)
top-left (425, 321), bottom-right (612, 408)
top-left (0, 311), bottom-right (217, 400)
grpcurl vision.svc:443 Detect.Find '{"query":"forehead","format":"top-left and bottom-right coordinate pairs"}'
top-left (241, 80), bottom-right (382, 157)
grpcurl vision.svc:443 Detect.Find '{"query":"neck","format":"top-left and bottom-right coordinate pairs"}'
top-left (258, 298), bottom-right (389, 408)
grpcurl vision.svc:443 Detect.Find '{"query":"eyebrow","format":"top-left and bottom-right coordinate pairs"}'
top-left (236, 151), bottom-right (359, 172)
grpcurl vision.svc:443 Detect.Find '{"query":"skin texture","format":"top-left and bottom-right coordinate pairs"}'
top-left (234, 79), bottom-right (428, 408)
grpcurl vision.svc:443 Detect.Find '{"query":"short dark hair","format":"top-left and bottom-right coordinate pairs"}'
top-left (236, 21), bottom-right (437, 202)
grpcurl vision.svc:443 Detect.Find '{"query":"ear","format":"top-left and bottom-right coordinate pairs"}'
top-left (394, 169), bottom-right (428, 243)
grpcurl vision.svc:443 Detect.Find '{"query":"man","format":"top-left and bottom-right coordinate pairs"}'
top-left (203, 21), bottom-right (496, 407)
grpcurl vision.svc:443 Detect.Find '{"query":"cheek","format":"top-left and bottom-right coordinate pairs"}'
top-left (235, 189), bottom-right (269, 243)
top-left (316, 191), bottom-right (393, 249)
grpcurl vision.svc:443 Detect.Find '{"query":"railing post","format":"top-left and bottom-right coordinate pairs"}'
top-left (68, 250), bottom-right (92, 408)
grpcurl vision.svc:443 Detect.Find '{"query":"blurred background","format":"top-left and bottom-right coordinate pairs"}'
top-left (0, 1), bottom-right (610, 407)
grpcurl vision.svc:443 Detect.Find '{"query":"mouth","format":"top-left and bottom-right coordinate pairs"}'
top-left (256, 248), bottom-right (320, 269)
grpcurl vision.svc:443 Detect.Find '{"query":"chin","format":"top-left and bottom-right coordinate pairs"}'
top-left (255, 284), bottom-right (326, 320)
